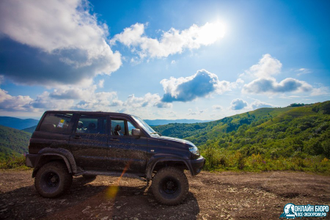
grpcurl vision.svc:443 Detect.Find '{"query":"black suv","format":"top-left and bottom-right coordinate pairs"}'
top-left (26, 111), bottom-right (205, 205)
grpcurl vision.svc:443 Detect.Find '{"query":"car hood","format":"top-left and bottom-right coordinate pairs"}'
top-left (155, 135), bottom-right (194, 146)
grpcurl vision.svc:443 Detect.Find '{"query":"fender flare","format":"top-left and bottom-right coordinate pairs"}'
top-left (33, 148), bottom-right (77, 176)
top-left (145, 155), bottom-right (192, 180)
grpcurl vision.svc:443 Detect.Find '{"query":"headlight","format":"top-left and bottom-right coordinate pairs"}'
top-left (189, 145), bottom-right (200, 157)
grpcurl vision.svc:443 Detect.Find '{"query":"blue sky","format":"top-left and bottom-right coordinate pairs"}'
top-left (0, 0), bottom-right (329, 120)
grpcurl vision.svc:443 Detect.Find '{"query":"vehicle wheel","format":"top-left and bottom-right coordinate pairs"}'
top-left (35, 161), bottom-right (72, 198)
top-left (151, 167), bottom-right (189, 205)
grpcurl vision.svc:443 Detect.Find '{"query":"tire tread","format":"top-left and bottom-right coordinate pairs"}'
top-left (151, 167), bottom-right (189, 205)
top-left (35, 161), bottom-right (72, 198)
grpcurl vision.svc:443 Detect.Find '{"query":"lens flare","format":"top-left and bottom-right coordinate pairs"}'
top-left (105, 161), bottom-right (131, 200)
top-left (106, 185), bottom-right (119, 199)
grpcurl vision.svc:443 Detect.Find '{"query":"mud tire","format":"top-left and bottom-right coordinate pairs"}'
top-left (151, 167), bottom-right (189, 205)
top-left (35, 161), bottom-right (72, 198)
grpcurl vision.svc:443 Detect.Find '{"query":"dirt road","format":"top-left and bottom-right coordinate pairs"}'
top-left (0, 170), bottom-right (329, 219)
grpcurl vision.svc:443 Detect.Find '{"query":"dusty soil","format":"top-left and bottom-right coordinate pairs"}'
top-left (0, 170), bottom-right (329, 220)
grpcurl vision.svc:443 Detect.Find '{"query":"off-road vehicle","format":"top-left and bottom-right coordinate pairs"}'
top-left (26, 111), bottom-right (205, 205)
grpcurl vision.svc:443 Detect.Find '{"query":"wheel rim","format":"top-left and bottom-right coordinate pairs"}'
top-left (43, 171), bottom-right (60, 188)
top-left (160, 177), bottom-right (179, 194)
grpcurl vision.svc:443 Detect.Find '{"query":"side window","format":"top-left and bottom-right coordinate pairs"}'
top-left (76, 115), bottom-right (106, 134)
top-left (39, 113), bottom-right (73, 134)
top-left (111, 120), bottom-right (125, 136)
top-left (111, 119), bottom-right (137, 136)
top-left (127, 121), bottom-right (136, 135)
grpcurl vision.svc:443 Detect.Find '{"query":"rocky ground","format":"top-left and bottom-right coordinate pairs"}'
top-left (0, 170), bottom-right (329, 219)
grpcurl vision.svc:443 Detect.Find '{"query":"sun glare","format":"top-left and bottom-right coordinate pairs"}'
top-left (197, 21), bottom-right (226, 45)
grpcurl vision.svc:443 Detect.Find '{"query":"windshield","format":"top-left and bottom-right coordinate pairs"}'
top-left (132, 116), bottom-right (160, 137)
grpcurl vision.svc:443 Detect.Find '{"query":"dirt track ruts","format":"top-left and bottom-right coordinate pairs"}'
top-left (0, 170), bottom-right (329, 219)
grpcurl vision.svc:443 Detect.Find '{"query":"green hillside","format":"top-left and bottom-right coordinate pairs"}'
top-left (22, 125), bottom-right (37, 133)
top-left (0, 125), bottom-right (31, 161)
top-left (154, 101), bottom-right (330, 173)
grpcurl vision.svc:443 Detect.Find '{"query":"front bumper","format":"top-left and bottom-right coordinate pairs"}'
top-left (189, 155), bottom-right (205, 176)
top-left (25, 154), bottom-right (38, 168)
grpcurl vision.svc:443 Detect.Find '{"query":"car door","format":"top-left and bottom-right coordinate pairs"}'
top-left (69, 114), bottom-right (108, 171)
top-left (108, 117), bottom-right (148, 174)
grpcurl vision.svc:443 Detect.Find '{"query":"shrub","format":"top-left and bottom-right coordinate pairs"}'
top-left (0, 155), bottom-right (27, 169)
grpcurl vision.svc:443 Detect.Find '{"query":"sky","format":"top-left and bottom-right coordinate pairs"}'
top-left (0, 0), bottom-right (329, 120)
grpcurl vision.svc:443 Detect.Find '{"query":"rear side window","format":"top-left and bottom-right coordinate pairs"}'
top-left (76, 115), bottom-right (107, 134)
top-left (39, 113), bottom-right (73, 134)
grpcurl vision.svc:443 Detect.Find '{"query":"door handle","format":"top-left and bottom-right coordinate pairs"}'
top-left (109, 138), bottom-right (119, 142)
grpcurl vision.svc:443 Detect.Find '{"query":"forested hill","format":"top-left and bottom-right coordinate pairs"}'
top-left (0, 125), bottom-right (31, 160)
top-left (153, 101), bottom-right (330, 172)
top-left (154, 102), bottom-right (330, 143)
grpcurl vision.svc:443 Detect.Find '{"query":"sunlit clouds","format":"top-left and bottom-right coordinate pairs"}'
top-left (110, 21), bottom-right (226, 59)
top-left (241, 54), bottom-right (313, 94)
top-left (0, 0), bottom-right (329, 119)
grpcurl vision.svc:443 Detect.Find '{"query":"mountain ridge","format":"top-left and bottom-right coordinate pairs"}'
top-left (0, 116), bottom-right (39, 130)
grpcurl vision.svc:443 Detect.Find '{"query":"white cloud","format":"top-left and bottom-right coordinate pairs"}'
top-left (41, 84), bottom-right (123, 111)
top-left (0, 0), bottom-right (121, 86)
top-left (111, 23), bottom-right (145, 47)
top-left (125, 93), bottom-right (172, 109)
top-left (161, 69), bottom-right (231, 102)
top-left (49, 85), bottom-right (98, 100)
top-left (0, 88), bottom-right (33, 111)
top-left (0, 87), bottom-right (77, 112)
top-left (76, 91), bottom-right (121, 111)
top-left (230, 99), bottom-right (248, 110)
top-left (74, 92), bottom-right (172, 119)
top-left (240, 54), bottom-right (315, 95)
top-left (296, 68), bottom-right (311, 76)
top-left (0, 80), bottom-right (172, 114)
top-left (243, 77), bottom-right (312, 94)
top-left (250, 100), bottom-right (273, 109)
top-left (111, 22), bottom-right (225, 59)
top-left (248, 54), bottom-right (282, 78)
top-left (310, 87), bottom-right (329, 96)
top-left (31, 91), bottom-right (75, 110)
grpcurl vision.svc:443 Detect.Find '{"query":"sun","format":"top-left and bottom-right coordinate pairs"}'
top-left (197, 21), bottom-right (226, 45)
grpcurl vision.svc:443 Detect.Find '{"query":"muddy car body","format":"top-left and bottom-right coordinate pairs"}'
top-left (26, 111), bottom-right (205, 205)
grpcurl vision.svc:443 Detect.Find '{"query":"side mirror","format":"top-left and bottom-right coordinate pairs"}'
top-left (132, 128), bottom-right (141, 136)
